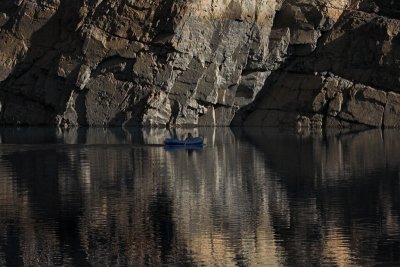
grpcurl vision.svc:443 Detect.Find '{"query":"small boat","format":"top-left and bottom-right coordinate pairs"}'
top-left (164, 137), bottom-right (204, 146)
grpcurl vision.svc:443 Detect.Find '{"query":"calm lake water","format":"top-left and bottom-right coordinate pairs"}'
top-left (0, 127), bottom-right (399, 266)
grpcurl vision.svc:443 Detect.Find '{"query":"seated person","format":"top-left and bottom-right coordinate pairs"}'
top-left (185, 132), bottom-right (193, 141)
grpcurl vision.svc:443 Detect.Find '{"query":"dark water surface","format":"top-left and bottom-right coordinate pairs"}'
top-left (0, 127), bottom-right (400, 266)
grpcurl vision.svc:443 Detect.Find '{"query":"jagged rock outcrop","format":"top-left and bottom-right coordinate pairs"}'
top-left (236, 0), bottom-right (400, 128)
top-left (0, 0), bottom-right (399, 127)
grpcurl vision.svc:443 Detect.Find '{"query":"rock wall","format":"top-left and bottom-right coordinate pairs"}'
top-left (236, 0), bottom-right (400, 128)
top-left (0, 0), bottom-right (399, 127)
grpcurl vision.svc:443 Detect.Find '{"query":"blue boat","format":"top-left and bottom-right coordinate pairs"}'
top-left (164, 137), bottom-right (204, 146)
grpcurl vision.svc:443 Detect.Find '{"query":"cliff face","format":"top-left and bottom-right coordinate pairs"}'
top-left (238, 0), bottom-right (400, 129)
top-left (0, 0), bottom-right (399, 127)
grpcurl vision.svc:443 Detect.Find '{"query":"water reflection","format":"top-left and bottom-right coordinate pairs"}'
top-left (244, 128), bottom-right (400, 266)
top-left (0, 127), bottom-right (399, 265)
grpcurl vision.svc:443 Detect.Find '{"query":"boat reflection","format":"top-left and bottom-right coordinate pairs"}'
top-left (164, 145), bottom-right (204, 152)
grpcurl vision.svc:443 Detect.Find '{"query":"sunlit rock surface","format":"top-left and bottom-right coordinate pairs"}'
top-left (0, 0), bottom-right (399, 127)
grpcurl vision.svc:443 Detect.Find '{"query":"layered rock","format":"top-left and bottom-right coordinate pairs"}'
top-left (0, 0), bottom-right (282, 126)
top-left (237, 0), bottom-right (400, 128)
top-left (0, 0), bottom-right (399, 127)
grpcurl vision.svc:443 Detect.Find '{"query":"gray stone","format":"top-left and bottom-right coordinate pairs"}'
top-left (76, 65), bottom-right (91, 90)
top-left (142, 91), bottom-right (171, 126)
top-left (384, 92), bottom-right (400, 128)
top-left (310, 114), bottom-right (323, 129)
top-left (328, 92), bottom-right (343, 116)
top-left (290, 29), bottom-right (321, 46)
top-left (0, 13), bottom-right (8, 28)
top-left (312, 91), bottom-right (327, 112)
top-left (324, 78), bottom-right (340, 99)
top-left (57, 57), bottom-right (80, 79)
top-left (338, 86), bottom-right (386, 127)
top-left (244, 109), bottom-right (299, 127)
top-left (297, 115), bottom-right (311, 129)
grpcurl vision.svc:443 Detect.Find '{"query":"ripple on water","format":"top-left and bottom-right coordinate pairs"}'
top-left (0, 128), bottom-right (400, 265)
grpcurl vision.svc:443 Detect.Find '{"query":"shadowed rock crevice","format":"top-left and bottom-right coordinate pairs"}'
top-left (0, 0), bottom-right (84, 125)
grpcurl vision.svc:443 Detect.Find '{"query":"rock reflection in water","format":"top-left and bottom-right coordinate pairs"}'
top-left (245, 128), bottom-right (400, 266)
top-left (0, 127), bottom-right (399, 266)
top-left (0, 127), bottom-right (278, 266)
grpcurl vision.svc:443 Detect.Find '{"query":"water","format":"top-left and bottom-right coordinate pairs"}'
top-left (0, 127), bottom-right (399, 266)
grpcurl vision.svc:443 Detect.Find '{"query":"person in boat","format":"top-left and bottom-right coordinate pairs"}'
top-left (185, 132), bottom-right (193, 141)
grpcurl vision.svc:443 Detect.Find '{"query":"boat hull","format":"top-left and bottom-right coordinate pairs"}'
top-left (163, 137), bottom-right (204, 146)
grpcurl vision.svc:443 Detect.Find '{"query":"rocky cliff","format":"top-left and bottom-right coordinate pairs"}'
top-left (0, 0), bottom-right (399, 128)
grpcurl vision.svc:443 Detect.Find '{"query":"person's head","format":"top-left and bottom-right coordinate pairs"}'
top-left (188, 132), bottom-right (193, 138)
